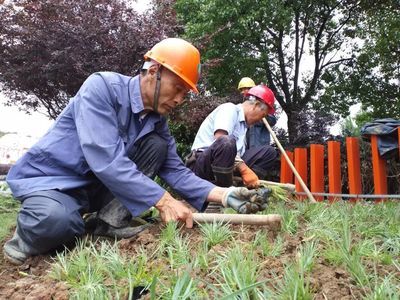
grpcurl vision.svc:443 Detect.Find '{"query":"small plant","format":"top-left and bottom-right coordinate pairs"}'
top-left (212, 245), bottom-right (264, 299)
top-left (277, 204), bottom-right (299, 234)
top-left (193, 243), bottom-right (211, 271)
top-left (165, 234), bottom-right (191, 269)
top-left (364, 275), bottom-right (400, 300)
top-left (343, 250), bottom-right (370, 287)
top-left (273, 241), bottom-right (318, 298)
top-left (159, 221), bottom-right (179, 252)
top-left (51, 238), bottom-right (154, 299)
top-left (298, 241), bottom-right (318, 273)
top-left (157, 270), bottom-right (198, 299)
top-left (258, 182), bottom-right (289, 203)
top-left (198, 221), bottom-right (232, 249)
top-left (253, 232), bottom-right (284, 257)
top-left (275, 263), bottom-right (313, 300)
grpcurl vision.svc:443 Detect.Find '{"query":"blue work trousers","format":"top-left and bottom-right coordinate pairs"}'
top-left (15, 133), bottom-right (167, 255)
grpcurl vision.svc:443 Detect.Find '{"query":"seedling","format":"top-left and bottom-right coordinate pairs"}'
top-left (198, 220), bottom-right (232, 249)
top-left (165, 234), bottom-right (191, 269)
top-left (253, 232), bottom-right (284, 257)
top-left (156, 270), bottom-right (198, 299)
top-left (297, 241), bottom-right (318, 273)
top-left (275, 263), bottom-right (313, 300)
top-left (212, 245), bottom-right (263, 298)
top-left (51, 238), bottom-right (154, 299)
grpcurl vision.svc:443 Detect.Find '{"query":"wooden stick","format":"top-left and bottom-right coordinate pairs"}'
top-left (259, 180), bottom-right (296, 192)
top-left (193, 213), bottom-right (281, 227)
top-left (262, 118), bottom-right (317, 203)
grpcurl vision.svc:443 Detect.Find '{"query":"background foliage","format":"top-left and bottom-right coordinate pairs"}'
top-left (0, 0), bottom-right (178, 118)
top-left (0, 0), bottom-right (399, 193)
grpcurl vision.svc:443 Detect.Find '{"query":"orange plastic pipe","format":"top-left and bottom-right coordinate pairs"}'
top-left (371, 135), bottom-right (387, 201)
top-left (328, 141), bottom-right (342, 202)
top-left (310, 144), bottom-right (324, 201)
top-left (346, 137), bottom-right (362, 202)
top-left (294, 148), bottom-right (308, 200)
top-left (280, 151), bottom-right (294, 184)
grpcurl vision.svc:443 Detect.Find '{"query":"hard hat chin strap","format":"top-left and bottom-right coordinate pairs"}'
top-left (153, 66), bottom-right (162, 113)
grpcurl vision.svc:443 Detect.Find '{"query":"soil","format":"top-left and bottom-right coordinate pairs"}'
top-left (0, 220), bottom-right (393, 299)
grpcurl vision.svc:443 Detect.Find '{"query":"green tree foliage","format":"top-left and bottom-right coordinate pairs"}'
top-left (175, 0), bottom-right (363, 142)
top-left (0, 0), bottom-right (178, 119)
top-left (321, 1), bottom-right (400, 119)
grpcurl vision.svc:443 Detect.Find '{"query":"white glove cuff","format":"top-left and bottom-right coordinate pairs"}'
top-left (221, 187), bottom-right (236, 207)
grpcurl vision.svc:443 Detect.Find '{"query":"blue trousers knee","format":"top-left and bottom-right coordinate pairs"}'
top-left (17, 190), bottom-right (85, 254)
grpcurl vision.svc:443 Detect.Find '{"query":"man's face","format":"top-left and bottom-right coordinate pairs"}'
top-left (246, 101), bottom-right (270, 126)
top-left (240, 87), bottom-right (250, 96)
top-left (144, 65), bottom-right (190, 115)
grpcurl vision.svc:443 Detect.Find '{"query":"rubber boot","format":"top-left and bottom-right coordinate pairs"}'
top-left (3, 226), bottom-right (38, 265)
top-left (205, 165), bottom-right (234, 213)
top-left (211, 165), bottom-right (234, 187)
top-left (93, 198), bottom-right (149, 239)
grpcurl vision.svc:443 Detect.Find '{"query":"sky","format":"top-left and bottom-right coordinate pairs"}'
top-left (0, 92), bottom-right (53, 138)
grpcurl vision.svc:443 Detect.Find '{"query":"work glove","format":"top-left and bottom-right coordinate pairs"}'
top-left (237, 162), bottom-right (259, 188)
top-left (221, 187), bottom-right (271, 214)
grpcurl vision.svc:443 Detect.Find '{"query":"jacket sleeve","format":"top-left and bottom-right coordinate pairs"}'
top-left (73, 73), bottom-right (166, 216)
top-left (156, 118), bottom-right (215, 211)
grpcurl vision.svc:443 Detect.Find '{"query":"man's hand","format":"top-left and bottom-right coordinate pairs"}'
top-left (155, 192), bottom-right (193, 228)
top-left (221, 187), bottom-right (270, 214)
top-left (237, 162), bottom-right (259, 188)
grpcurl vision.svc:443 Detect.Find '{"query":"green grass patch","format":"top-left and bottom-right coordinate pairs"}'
top-left (0, 194), bottom-right (19, 241)
top-left (47, 200), bottom-right (400, 298)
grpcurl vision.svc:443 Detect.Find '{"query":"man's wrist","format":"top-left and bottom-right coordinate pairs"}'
top-left (155, 191), bottom-right (170, 209)
top-left (221, 187), bottom-right (236, 207)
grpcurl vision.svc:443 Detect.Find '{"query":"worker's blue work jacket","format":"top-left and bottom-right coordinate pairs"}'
top-left (7, 72), bottom-right (214, 216)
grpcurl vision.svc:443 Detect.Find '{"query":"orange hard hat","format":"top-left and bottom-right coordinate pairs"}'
top-left (144, 38), bottom-right (201, 93)
top-left (248, 85), bottom-right (276, 114)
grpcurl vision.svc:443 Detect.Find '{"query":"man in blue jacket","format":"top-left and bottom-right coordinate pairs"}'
top-left (4, 38), bottom-right (269, 265)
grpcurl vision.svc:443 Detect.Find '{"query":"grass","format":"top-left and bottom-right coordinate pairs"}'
top-left (1, 191), bottom-right (398, 299)
top-left (198, 220), bottom-right (232, 249)
top-left (211, 245), bottom-right (266, 299)
top-left (0, 194), bottom-right (19, 241)
top-left (253, 231), bottom-right (284, 257)
top-left (51, 238), bottom-right (157, 299)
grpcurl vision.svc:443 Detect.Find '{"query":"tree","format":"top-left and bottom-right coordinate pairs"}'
top-left (320, 1), bottom-right (400, 119)
top-left (0, 0), bottom-right (178, 119)
top-left (175, 0), bottom-right (368, 142)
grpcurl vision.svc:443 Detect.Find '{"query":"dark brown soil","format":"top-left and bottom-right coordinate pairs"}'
top-left (0, 220), bottom-right (394, 299)
top-left (0, 230), bottom-right (69, 300)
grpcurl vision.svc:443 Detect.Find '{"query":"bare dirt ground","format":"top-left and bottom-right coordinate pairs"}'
top-left (0, 219), bottom-right (385, 300)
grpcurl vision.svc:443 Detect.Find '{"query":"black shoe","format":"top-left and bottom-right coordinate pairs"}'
top-left (93, 220), bottom-right (150, 239)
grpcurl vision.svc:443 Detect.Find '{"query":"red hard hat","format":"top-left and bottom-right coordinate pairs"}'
top-left (247, 85), bottom-right (275, 114)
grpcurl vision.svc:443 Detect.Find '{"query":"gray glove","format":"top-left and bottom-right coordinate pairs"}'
top-left (221, 187), bottom-right (271, 214)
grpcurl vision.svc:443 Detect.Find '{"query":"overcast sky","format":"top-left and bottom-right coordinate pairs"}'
top-left (0, 92), bottom-right (53, 138)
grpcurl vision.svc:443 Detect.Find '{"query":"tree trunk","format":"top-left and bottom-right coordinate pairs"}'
top-left (286, 110), bottom-right (300, 144)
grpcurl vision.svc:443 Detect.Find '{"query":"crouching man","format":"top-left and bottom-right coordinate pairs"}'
top-left (4, 38), bottom-right (268, 265)
top-left (187, 85), bottom-right (279, 207)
